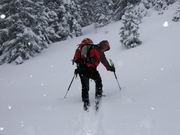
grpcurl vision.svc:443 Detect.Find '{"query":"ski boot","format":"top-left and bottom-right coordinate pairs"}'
top-left (95, 95), bottom-right (102, 111)
top-left (83, 100), bottom-right (90, 111)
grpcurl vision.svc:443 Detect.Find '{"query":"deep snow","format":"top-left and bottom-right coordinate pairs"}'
top-left (0, 3), bottom-right (180, 135)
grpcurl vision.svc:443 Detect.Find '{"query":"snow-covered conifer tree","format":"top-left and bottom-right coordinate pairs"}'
top-left (133, 3), bottom-right (148, 24)
top-left (120, 3), bottom-right (142, 48)
top-left (63, 1), bottom-right (82, 37)
top-left (44, 0), bottom-right (82, 41)
top-left (113, 0), bottom-right (129, 21)
top-left (141, 0), bottom-right (153, 9)
top-left (0, 0), bottom-right (49, 64)
top-left (112, 0), bottom-right (141, 21)
top-left (0, 0), bottom-right (82, 64)
top-left (165, 0), bottom-right (176, 5)
top-left (153, 0), bottom-right (168, 11)
top-left (172, 1), bottom-right (180, 22)
top-left (93, 0), bottom-right (113, 27)
top-left (75, 0), bottom-right (95, 27)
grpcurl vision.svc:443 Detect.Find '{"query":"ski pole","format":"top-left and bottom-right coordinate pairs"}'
top-left (109, 59), bottom-right (122, 91)
top-left (113, 71), bottom-right (122, 91)
top-left (64, 74), bottom-right (75, 98)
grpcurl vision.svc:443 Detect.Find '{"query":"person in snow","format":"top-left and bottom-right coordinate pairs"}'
top-left (73, 38), bottom-right (115, 110)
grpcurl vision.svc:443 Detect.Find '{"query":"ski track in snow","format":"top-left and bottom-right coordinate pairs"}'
top-left (70, 97), bottom-right (105, 135)
top-left (72, 109), bottom-right (105, 135)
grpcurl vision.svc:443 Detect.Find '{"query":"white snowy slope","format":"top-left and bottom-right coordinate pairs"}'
top-left (0, 3), bottom-right (180, 135)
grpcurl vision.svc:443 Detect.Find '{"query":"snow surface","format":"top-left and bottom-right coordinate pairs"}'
top-left (0, 3), bottom-right (180, 135)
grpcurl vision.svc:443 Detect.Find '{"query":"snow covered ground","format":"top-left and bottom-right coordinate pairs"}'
top-left (0, 3), bottom-right (180, 135)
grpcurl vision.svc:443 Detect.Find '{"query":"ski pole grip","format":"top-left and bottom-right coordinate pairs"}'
top-left (109, 59), bottom-right (114, 67)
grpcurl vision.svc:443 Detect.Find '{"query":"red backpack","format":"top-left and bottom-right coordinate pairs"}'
top-left (73, 38), bottom-right (101, 68)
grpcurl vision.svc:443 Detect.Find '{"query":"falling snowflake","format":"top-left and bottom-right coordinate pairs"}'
top-left (86, 131), bottom-right (91, 135)
top-left (8, 105), bottom-right (12, 110)
top-left (151, 107), bottom-right (155, 110)
top-left (43, 94), bottom-right (47, 97)
top-left (50, 65), bottom-right (54, 68)
top-left (41, 83), bottom-right (45, 87)
top-left (0, 127), bottom-right (4, 131)
top-left (160, 67), bottom-right (164, 71)
top-left (0, 14), bottom-right (6, 19)
top-left (163, 21), bottom-right (168, 27)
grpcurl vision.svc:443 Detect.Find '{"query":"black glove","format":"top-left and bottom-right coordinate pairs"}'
top-left (108, 66), bottom-right (115, 72)
top-left (74, 68), bottom-right (79, 75)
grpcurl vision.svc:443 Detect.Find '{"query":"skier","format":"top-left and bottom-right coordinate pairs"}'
top-left (73, 38), bottom-right (115, 111)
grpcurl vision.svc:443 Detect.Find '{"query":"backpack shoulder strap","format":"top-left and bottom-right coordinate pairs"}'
top-left (86, 44), bottom-right (98, 57)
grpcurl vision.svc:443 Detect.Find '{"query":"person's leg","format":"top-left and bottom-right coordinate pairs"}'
top-left (79, 73), bottom-right (90, 105)
top-left (89, 69), bottom-right (103, 111)
top-left (89, 69), bottom-right (103, 98)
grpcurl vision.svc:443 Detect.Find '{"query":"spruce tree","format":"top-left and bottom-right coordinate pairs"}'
top-left (75, 0), bottom-right (95, 27)
top-left (0, 0), bottom-right (49, 64)
top-left (120, 3), bottom-right (142, 49)
top-left (152, 0), bottom-right (168, 11)
top-left (141, 0), bottom-right (153, 9)
top-left (75, 0), bottom-right (114, 27)
top-left (0, 0), bottom-right (82, 64)
top-left (63, 1), bottom-right (82, 37)
top-left (44, 0), bottom-right (82, 41)
top-left (133, 3), bottom-right (148, 24)
top-left (112, 0), bottom-right (141, 21)
top-left (172, 1), bottom-right (180, 22)
top-left (165, 0), bottom-right (176, 5)
top-left (93, 0), bottom-right (113, 27)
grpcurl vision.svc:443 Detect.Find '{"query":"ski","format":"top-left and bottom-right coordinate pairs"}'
top-left (95, 97), bottom-right (102, 112)
top-left (83, 96), bottom-right (103, 112)
top-left (83, 102), bottom-right (90, 112)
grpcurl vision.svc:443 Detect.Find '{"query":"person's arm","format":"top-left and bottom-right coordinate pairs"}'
top-left (100, 52), bottom-right (115, 72)
top-left (100, 52), bottom-right (111, 70)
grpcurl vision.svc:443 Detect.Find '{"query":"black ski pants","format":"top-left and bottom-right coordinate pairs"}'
top-left (79, 67), bottom-right (103, 103)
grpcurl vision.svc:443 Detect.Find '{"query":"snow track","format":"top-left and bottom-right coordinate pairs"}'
top-left (72, 101), bottom-right (105, 135)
